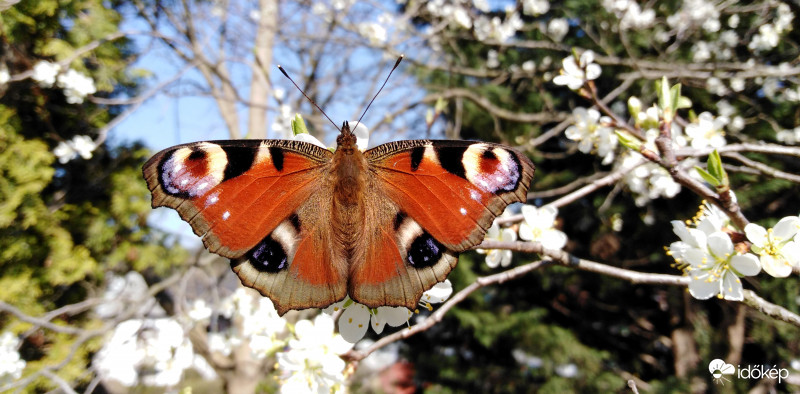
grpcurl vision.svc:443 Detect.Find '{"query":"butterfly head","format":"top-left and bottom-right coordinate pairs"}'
top-left (336, 121), bottom-right (359, 154)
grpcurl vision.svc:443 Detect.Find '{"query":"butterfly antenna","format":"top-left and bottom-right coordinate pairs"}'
top-left (354, 55), bottom-right (404, 132)
top-left (277, 65), bottom-right (340, 131)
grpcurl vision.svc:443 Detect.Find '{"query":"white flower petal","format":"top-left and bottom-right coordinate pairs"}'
top-left (338, 304), bottom-right (370, 343)
top-left (349, 121), bottom-right (370, 151)
top-left (422, 280), bottom-right (453, 303)
top-left (720, 271), bottom-right (744, 301)
top-left (730, 254), bottom-right (761, 276)
top-left (500, 228), bottom-right (518, 242)
top-left (744, 223), bottom-right (768, 247)
top-left (684, 248), bottom-right (709, 268)
top-left (781, 241), bottom-right (800, 267)
top-left (485, 250), bottom-right (501, 268)
top-left (688, 272), bottom-right (720, 300)
top-left (707, 232), bottom-right (733, 258)
top-left (518, 222), bottom-right (534, 241)
top-left (761, 253), bottom-right (793, 278)
top-left (774, 216), bottom-right (800, 239)
top-left (584, 64), bottom-right (601, 80)
top-left (377, 306), bottom-right (411, 328)
top-left (540, 229), bottom-right (567, 250)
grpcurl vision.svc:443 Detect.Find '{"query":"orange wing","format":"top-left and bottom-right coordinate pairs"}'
top-left (348, 140), bottom-right (534, 309)
top-left (143, 140), bottom-right (332, 258)
top-left (366, 140), bottom-right (534, 252)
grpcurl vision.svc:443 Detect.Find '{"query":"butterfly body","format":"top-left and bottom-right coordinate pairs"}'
top-left (143, 122), bottom-right (534, 315)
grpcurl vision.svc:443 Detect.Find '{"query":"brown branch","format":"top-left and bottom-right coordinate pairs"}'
top-left (423, 89), bottom-right (569, 124)
top-left (723, 152), bottom-right (800, 183)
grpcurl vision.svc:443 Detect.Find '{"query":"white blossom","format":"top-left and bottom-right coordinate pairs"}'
top-left (487, 49), bottom-right (499, 69)
top-left (745, 217), bottom-right (800, 278)
top-left (749, 24), bottom-right (780, 52)
top-left (682, 232), bottom-right (761, 301)
top-left (620, 153), bottom-right (681, 206)
top-left (553, 51), bottom-right (601, 90)
top-left (547, 18), bottom-right (569, 42)
top-left (94, 318), bottom-right (195, 387)
top-left (359, 22), bottom-right (387, 45)
top-left (522, 0), bottom-right (549, 16)
top-left (53, 135), bottom-right (98, 164)
top-left (32, 61), bottom-right (60, 87)
top-left (277, 314), bottom-right (353, 393)
top-left (565, 107), bottom-right (617, 165)
top-left (326, 280), bottom-right (452, 343)
top-left (452, 6), bottom-right (472, 29)
top-left (56, 68), bottom-right (96, 104)
top-left (477, 221), bottom-right (517, 268)
top-left (0, 332), bottom-right (25, 386)
top-left (684, 112), bottom-right (727, 149)
top-left (0, 67), bottom-right (9, 86)
top-left (777, 127), bottom-right (800, 145)
top-left (518, 205), bottom-right (567, 249)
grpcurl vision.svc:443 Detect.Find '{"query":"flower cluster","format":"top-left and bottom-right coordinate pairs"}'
top-left (478, 205), bottom-right (567, 268)
top-left (31, 61), bottom-right (96, 104)
top-left (564, 107), bottom-right (617, 165)
top-left (325, 280), bottom-right (453, 343)
top-left (53, 135), bottom-right (98, 163)
top-left (668, 203), bottom-right (760, 301)
top-left (0, 332), bottom-right (25, 386)
top-left (669, 203), bottom-right (800, 300)
top-left (276, 314), bottom-right (353, 394)
top-left (745, 217), bottom-right (800, 278)
top-left (553, 50), bottom-right (601, 90)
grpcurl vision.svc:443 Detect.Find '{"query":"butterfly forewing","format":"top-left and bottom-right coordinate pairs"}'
top-left (366, 140), bottom-right (535, 252)
top-left (143, 140), bottom-right (332, 258)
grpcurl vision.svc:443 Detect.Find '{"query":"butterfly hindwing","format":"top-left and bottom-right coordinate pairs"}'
top-left (348, 202), bottom-right (458, 310)
top-left (230, 191), bottom-right (348, 315)
top-left (142, 140), bottom-right (332, 258)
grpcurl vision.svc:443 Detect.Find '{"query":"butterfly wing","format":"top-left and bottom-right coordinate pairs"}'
top-left (143, 140), bottom-right (332, 257)
top-left (349, 140), bottom-right (534, 309)
top-left (143, 140), bottom-right (347, 314)
top-left (366, 140), bottom-right (534, 251)
top-left (230, 187), bottom-right (348, 315)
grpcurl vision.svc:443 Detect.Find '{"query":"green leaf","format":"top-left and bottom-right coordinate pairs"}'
top-left (291, 114), bottom-right (308, 135)
top-left (694, 166), bottom-right (721, 187)
top-left (707, 149), bottom-right (729, 187)
top-left (669, 83), bottom-right (681, 116)
top-left (615, 130), bottom-right (642, 151)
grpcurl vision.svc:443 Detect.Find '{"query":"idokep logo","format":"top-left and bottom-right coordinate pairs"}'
top-left (708, 359), bottom-right (789, 385)
top-left (708, 359), bottom-right (735, 384)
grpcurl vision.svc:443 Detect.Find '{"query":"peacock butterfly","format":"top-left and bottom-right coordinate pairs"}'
top-left (143, 122), bottom-right (534, 315)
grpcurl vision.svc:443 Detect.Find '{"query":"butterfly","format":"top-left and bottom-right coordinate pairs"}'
top-left (142, 122), bottom-right (534, 315)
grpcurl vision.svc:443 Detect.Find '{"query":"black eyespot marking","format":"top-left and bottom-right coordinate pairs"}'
top-left (187, 148), bottom-right (207, 161)
top-left (481, 148), bottom-right (497, 161)
top-left (393, 211), bottom-right (407, 231)
top-left (288, 213), bottom-right (301, 233)
top-left (247, 236), bottom-right (288, 273)
top-left (407, 232), bottom-right (444, 268)
top-left (436, 146), bottom-right (468, 179)
top-left (268, 146), bottom-right (284, 171)
top-left (410, 146), bottom-right (425, 171)
top-left (222, 146), bottom-right (257, 180)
